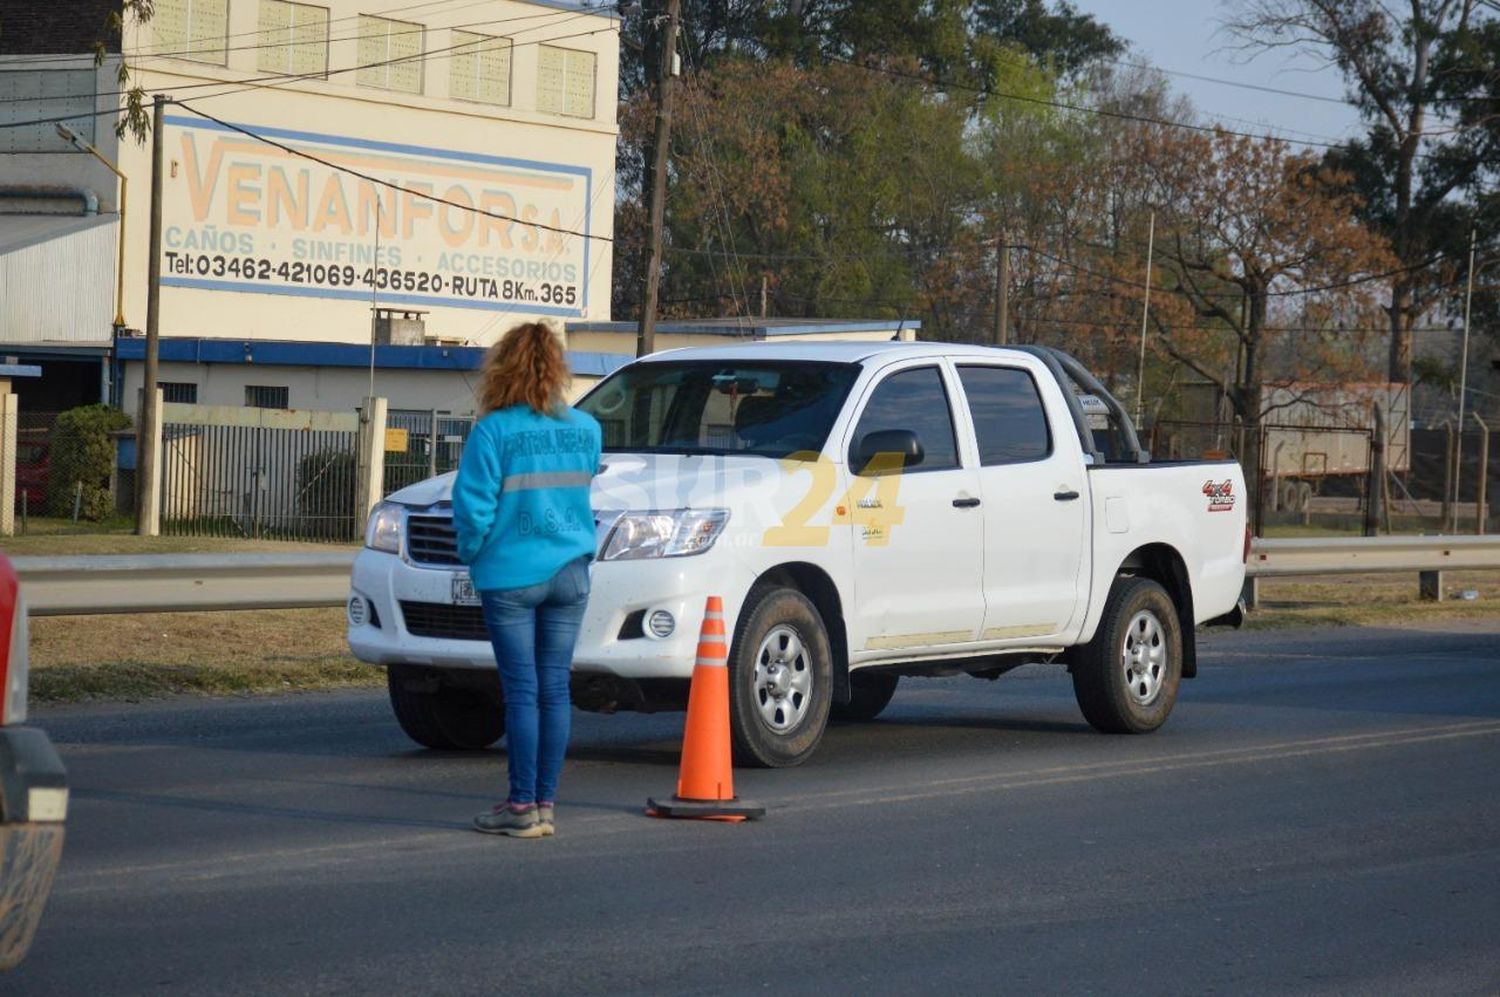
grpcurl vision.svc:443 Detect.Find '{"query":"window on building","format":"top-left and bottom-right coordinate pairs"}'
top-left (850, 367), bottom-right (960, 473)
top-left (245, 385), bottom-right (289, 409)
top-left (958, 366), bottom-right (1052, 465)
top-left (537, 44), bottom-right (596, 118)
top-left (153, 0), bottom-right (230, 65)
top-left (257, 0), bottom-right (330, 77)
top-left (160, 382), bottom-right (199, 404)
top-left (450, 30), bottom-right (512, 105)
top-left (356, 15), bottom-right (424, 94)
top-left (0, 71), bottom-right (96, 153)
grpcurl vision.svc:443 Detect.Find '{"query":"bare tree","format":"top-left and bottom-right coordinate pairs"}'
top-left (1225, 0), bottom-right (1495, 384)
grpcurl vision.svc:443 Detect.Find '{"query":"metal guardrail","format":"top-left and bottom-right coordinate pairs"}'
top-left (14, 553), bottom-right (356, 616)
top-left (11, 535), bottom-right (1500, 615)
top-left (1247, 535), bottom-right (1500, 578)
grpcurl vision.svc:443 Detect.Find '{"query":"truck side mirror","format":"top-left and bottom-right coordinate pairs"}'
top-left (851, 429), bottom-right (924, 475)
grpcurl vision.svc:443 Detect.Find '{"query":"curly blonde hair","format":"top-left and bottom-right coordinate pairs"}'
top-left (477, 321), bottom-right (571, 416)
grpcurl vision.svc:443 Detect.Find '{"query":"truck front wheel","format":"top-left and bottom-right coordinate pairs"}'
top-left (387, 666), bottom-right (506, 750)
top-left (728, 588), bottom-right (833, 768)
top-left (1071, 577), bottom-right (1182, 734)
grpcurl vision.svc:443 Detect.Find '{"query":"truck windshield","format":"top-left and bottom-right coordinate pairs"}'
top-left (577, 360), bottom-right (861, 459)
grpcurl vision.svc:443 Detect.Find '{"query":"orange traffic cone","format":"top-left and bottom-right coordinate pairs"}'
top-left (647, 596), bottom-right (765, 821)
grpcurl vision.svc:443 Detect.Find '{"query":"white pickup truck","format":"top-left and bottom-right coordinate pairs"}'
top-left (348, 342), bottom-right (1248, 767)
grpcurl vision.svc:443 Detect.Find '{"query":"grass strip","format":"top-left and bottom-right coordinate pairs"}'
top-left (30, 657), bottom-right (383, 704)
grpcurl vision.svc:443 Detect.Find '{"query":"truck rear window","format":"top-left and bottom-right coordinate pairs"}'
top-left (578, 360), bottom-right (860, 459)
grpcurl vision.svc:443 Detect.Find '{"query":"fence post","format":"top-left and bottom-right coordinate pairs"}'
top-left (356, 397), bottom-right (389, 524)
top-left (1364, 407), bottom-right (1385, 537)
top-left (1475, 416), bottom-right (1490, 535)
top-left (1442, 423), bottom-right (1455, 529)
top-left (428, 409), bottom-right (439, 478)
top-left (137, 387), bottom-right (164, 537)
top-left (0, 385), bottom-right (16, 537)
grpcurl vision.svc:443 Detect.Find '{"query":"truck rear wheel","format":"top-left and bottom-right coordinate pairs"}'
top-left (1072, 577), bottom-right (1182, 734)
top-left (831, 671), bottom-right (899, 722)
top-left (728, 587), bottom-right (833, 768)
top-left (387, 666), bottom-right (506, 750)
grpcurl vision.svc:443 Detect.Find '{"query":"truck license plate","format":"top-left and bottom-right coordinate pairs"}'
top-left (451, 574), bottom-right (479, 606)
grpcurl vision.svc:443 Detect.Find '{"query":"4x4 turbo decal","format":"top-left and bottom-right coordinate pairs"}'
top-left (1203, 479), bottom-right (1236, 513)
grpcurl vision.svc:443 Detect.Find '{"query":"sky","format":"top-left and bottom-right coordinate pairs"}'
top-left (1070, 0), bottom-right (1367, 150)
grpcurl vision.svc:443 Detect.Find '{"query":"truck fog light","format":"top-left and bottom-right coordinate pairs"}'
top-left (348, 596), bottom-right (367, 627)
top-left (647, 610), bottom-right (675, 639)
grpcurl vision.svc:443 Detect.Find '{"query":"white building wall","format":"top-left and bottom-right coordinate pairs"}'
top-left (1, 2), bottom-right (617, 346)
top-left (122, 360), bottom-right (484, 414)
top-left (109, 0), bottom-right (619, 349)
top-left (0, 218), bottom-right (117, 343)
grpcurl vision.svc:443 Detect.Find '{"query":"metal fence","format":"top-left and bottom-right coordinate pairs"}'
top-left (7, 410), bottom-right (139, 535)
top-left (383, 410), bottom-right (475, 496)
top-left (159, 413), bottom-right (362, 542)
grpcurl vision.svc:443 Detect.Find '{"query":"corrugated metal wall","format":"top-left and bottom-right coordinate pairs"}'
top-left (0, 216), bottom-right (116, 343)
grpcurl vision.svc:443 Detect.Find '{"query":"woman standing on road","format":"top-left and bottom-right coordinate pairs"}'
top-left (453, 321), bottom-right (601, 839)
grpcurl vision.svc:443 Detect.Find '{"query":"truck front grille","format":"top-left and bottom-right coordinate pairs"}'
top-left (399, 601), bottom-right (488, 641)
top-left (406, 515), bottom-right (462, 566)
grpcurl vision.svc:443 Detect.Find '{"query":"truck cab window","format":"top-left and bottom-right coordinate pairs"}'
top-left (851, 367), bottom-right (959, 471)
top-left (957, 366), bottom-right (1051, 465)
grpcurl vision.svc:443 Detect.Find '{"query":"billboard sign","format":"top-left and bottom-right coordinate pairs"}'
top-left (160, 116), bottom-right (593, 317)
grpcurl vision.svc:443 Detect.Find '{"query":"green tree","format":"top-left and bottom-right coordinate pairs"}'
top-left (48, 405), bottom-right (132, 521)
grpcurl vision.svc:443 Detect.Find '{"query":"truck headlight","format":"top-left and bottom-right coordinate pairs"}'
top-left (365, 501), bottom-right (404, 554)
top-left (600, 509), bottom-right (730, 561)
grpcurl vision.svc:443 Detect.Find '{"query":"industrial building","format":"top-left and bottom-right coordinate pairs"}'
top-left (1, 0), bottom-right (622, 414)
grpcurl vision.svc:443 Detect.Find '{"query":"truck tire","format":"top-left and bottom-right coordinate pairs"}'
top-left (387, 666), bottom-right (506, 750)
top-left (727, 587), bottom-right (833, 768)
top-left (1071, 577), bottom-right (1182, 734)
top-left (831, 671), bottom-right (899, 722)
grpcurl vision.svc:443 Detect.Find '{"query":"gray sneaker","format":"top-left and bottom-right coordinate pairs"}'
top-left (537, 803), bottom-right (555, 836)
top-left (473, 803), bottom-right (544, 838)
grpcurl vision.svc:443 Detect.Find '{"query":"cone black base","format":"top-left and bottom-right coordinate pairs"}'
top-left (646, 795), bottom-right (766, 820)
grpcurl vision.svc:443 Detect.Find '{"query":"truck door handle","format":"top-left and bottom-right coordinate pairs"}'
top-left (1054, 490), bottom-right (1080, 502)
top-left (952, 497), bottom-right (982, 509)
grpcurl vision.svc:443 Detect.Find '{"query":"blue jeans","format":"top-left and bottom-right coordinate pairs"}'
top-left (479, 556), bottom-right (591, 805)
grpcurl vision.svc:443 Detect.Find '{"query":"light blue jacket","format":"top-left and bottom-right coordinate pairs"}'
top-left (451, 404), bottom-right (601, 591)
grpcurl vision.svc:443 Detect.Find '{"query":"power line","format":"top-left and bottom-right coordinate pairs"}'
top-left (177, 14), bottom-right (609, 103)
top-left (11, 0), bottom-right (617, 69)
top-left (820, 53), bottom-right (1498, 166)
top-left (1105, 59), bottom-right (1354, 106)
top-left (0, 19), bottom-right (616, 129)
top-left (665, 233), bottom-right (1491, 301)
top-left (0, 5), bottom-right (610, 104)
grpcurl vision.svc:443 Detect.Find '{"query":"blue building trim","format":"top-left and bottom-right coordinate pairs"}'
top-left (525, 0), bottom-right (621, 18)
top-left (566, 320), bottom-right (922, 337)
top-left (113, 337), bottom-right (632, 377)
top-left (161, 277), bottom-right (586, 318)
top-left (164, 115), bottom-right (594, 179)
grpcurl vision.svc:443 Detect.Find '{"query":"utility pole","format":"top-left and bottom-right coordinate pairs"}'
top-left (1134, 210), bottom-right (1156, 428)
top-left (635, 0), bottom-right (682, 359)
top-left (994, 236), bottom-right (1008, 345)
top-left (760, 274), bottom-right (769, 319)
top-left (1450, 228), bottom-right (1477, 532)
top-left (136, 94), bottom-right (167, 536)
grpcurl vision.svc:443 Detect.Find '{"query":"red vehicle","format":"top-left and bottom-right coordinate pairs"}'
top-left (0, 552), bottom-right (67, 970)
top-left (14, 439), bottom-right (48, 511)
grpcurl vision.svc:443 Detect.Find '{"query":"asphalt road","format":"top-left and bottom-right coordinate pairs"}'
top-left (11, 620), bottom-right (1500, 995)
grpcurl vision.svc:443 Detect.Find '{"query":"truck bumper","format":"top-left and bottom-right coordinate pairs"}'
top-left (347, 550), bottom-right (754, 681)
top-left (0, 726), bottom-right (68, 971)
